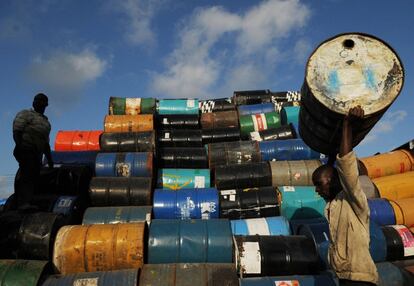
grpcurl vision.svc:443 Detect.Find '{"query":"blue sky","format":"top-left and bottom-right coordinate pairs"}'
top-left (0, 0), bottom-right (413, 195)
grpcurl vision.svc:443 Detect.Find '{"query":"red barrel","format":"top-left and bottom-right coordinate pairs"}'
top-left (55, 131), bottom-right (102, 151)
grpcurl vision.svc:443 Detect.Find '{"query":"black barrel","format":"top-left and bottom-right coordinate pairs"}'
top-left (157, 147), bottom-right (208, 168)
top-left (18, 212), bottom-right (65, 260)
top-left (219, 187), bottom-right (279, 219)
top-left (215, 162), bottom-right (272, 190)
top-left (89, 177), bottom-right (152, 206)
top-left (199, 98), bottom-right (235, 113)
top-left (382, 226), bottom-right (404, 261)
top-left (52, 196), bottom-right (89, 224)
top-left (30, 194), bottom-right (60, 212)
top-left (232, 90), bottom-right (272, 105)
top-left (156, 114), bottom-right (200, 129)
top-left (0, 210), bottom-right (24, 258)
top-left (299, 33), bottom-right (404, 155)
top-left (202, 128), bottom-right (241, 144)
top-left (208, 141), bottom-right (261, 169)
top-left (249, 124), bottom-right (297, 141)
top-left (100, 131), bottom-right (155, 152)
top-left (157, 129), bottom-right (203, 147)
top-left (234, 235), bottom-right (319, 277)
top-left (270, 91), bottom-right (301, 103)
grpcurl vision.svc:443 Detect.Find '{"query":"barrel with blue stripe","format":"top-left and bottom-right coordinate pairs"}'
top-left (278, 186), bottom-right (326, 220)
top-left (95, 152), bottom-right (153, 177)
top-left (239, 275), bottom-right (338, 286)
top-left (49, 151), bottom-right (98, 169)
top-left (153, 188), bottom-right (219, 219)
top-left (237, 103), bottom-right (276, 116)
top-left (157, 169), bottom-right (210, 190)
top-left (370, 222), bottom-right (388, 262)
top-left (281, 106), bottom-right (300, 125)
top-left (231, 217), bottom-right (290, 236)
top-left (82, 206), bottom-right (152, 225)
top-left (158, 99), bottom-right (199, 115)
top-left (259, 139), bottom-right (321, 161)
top-left (368, 198), bottom-right (396, 226)
top-left (148, 219), bottom-right (233, 263)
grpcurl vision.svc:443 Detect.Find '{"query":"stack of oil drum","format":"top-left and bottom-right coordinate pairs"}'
top-left (0, 32), bottom-right (413, 286)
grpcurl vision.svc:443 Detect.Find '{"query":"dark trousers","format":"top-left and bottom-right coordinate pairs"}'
top-left (340, 279), bottom-right (377, 286)
top-left (13, 147), bottom-right (42, 207)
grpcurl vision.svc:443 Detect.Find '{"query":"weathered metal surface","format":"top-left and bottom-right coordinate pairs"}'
top-left (360, 150), bottom-right (414, 179)
top-left (0, 260), bottom-right (49, 286)
top-left (270, 160), bottom-right (322, 186)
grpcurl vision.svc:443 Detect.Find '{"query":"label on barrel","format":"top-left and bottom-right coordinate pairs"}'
top-left (392, 225), bottom-right (414, 256)
top-left (252, 114), bottom-right (268, 131)
top-left (240, 242), bottom-right (261, 274)
top-left (116, 162), bottom-right (131, 177)
top-left (187, 99), bottom-right (195, 108)
top-left (201, 201), bottom-right (216, 219)
top-left (163, 118), bottom-right (169, 124)
top-left (74, 278), bottom-right (99, 286)
top-left (126, 98), bottom-right (141, 115)
top-left (246, 218), bottom-right (270, 235)
top-left (283, 186), bottom-right (295, 192)
top-left (164, 132), bottom-right (170, 139)
top-left (274, 281), bottom-right (300, 286)
top-left (194, 176), bottom-right (205, 188)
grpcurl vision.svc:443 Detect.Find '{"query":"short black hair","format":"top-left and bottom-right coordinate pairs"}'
top-left (34, 93), bottom-right (48, 102)
top-left (312, 164), bottom-right (338, 183)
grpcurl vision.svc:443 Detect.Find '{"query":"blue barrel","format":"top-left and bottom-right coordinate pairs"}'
top-left (231, 217), bottom-right (291, 236)
top-left (240, 275), bottom-right (338, 286)
top-left (158, 99), bottom-right (199, 115)
top-left (237, 103), bottom-right (276, 116)
top-left (376, 262), bottom-right (413, 286)
top-left (48, 151), bottom-right (98, 169)
top-left (148, 219), bottom-right (233, 263)
top-left (95, 152), bottom-right (152, 177)
top-left (279, 186), bottom-right (326, 220)
top-left (370, 222), bottom-right (387, 263)
top-left (259, 139), bottom-right (321, 161)
top-left (82, 206), bottom-right (152, 224)
top-left (42, 268), bottom-right (139, 286)
top-left (157, 169), bottom-right (210, 190)
top-left (281, 106), bottom-right (300, 125)
top-left (368, 198), bottom-right (396, 226)
top-left (153, 188), bottom-right (219, 219)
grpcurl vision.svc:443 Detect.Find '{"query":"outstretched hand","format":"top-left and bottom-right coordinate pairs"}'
top-left (339, 105), bottom-right (364, 157)
top-left (345, 105), bottom-right (364, 123)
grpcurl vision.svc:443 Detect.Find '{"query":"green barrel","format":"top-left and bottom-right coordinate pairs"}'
top-left (0, 260), bottom-right (49, 286)
top-left (278, 186), bottom-right (326, 220)
top-left (82, 206), bottom-right (152, 225)
top-left (108, 97), bottom-right (126, 115)
top-left (141, 98), bottom-right (156, 114)
top-left (239, 112), bottom-right (281, 137)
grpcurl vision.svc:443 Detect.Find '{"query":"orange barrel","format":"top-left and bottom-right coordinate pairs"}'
top-left (269, 160), bottom-right (321, 186)
top-left (372, 171), bottom-right (414, 200)
top-left (359, 150), bottom-right (414, 179)
top-left (53, 223), bottom-right (146, 274)
top-left (390, 198), bottom-right (414, 228)
top-left (104, 115), bottom-right (153, 133)
top-left (200, 110), bottom-right (239, 130)
top-left (55, 131), bottom-right (102, 151)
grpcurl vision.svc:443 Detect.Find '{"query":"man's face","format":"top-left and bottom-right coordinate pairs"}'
top-left (313, 171), bottom-right (333, 201)
top-left (33, 99), bottom-right (48, 114)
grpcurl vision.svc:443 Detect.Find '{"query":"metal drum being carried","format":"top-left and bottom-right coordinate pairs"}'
top-left (299, 33), bottom-right (404, 155)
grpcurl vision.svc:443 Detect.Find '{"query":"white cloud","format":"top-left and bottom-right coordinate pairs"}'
top-left (151, 0), bottom-right (311, 98)
top-left (362, 110), bottom-right (408, 144)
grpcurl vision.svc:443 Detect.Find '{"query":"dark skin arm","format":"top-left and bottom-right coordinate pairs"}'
top-left (339, 105), bottom-right (364, 157)
top-left (45, 143), bottom-right (53, 168)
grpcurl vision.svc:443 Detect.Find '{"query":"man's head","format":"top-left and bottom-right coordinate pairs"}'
top-left (312, 164), bottom-right (341, 201)
top-left (33, 93), bottom-right (48, 114)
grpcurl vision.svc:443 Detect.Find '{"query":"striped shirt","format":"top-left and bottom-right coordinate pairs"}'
top-left (13, 109), bottom-right (51, 153)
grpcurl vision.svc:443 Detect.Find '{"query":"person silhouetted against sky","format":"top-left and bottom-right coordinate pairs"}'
top-left (12, 93), bottom-right (53, 210)
top-left (312, 106), bottom-right (378, 286)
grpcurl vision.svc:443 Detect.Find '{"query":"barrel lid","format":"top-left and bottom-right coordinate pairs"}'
top-left (306, 33), bottom-right (404, 115)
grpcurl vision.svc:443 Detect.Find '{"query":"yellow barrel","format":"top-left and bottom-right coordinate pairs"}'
top-left (53, 223), bottom-right (145, 274)
top-left (390, 197), bottom-right (414, 228)
top-left (269, 160), bottom-right (321, 186)
top-left (372, 171), bottom-right (414, 200)
top-left (104, 115), bottom-right (153, 133)
top-left (360, 150), bottom-right (414, 179)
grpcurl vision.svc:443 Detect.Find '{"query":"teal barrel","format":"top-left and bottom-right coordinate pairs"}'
top-left (0, 260), bottom-right (50, 286)
top-left (281, 106), bottom-right (300, 125)
top-left (148, 219), bottom-right (233, 263)
top-left (42, 268), bottom-right (139, 286)
top-left (82, 206), bottom-right (152, 225)
top-left (231, 217), bottom-right (291, 236)
top-left (239, 275), bottom-right (338, 286)
top-left (278, 186), bottom-right (326, 220)
top-left (157, 169), bottom-right (211, 190)
top-left (139, 263), bottom-right (238, 286)
top-left (158, 99), bottom-right (199, 115)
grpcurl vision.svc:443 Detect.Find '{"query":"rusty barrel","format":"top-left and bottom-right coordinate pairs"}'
top-left (109, 96), bottom-right (156, 115)
top-left (104, 114), bottom-right (153, 132)
top-left (359, 150), bottom-right (414, 179)
top-left (55, 130), bottom-right (102, 151)
top-left (269, 160), bottom-right (321, 186)
top-left (299, 33), bottom-right (404, 155)
top-left (389, 197), bottom-right (414, 227)
top-left (208, 141), bottom-right (261, 169)
top-left (139, 263), bottom-right (238, 286)
top-left (89, 177), bottom-right (152, 206)
top-left (372, 171), bottom-right (414, 200)
top-left (53, 223), bottom-right (146, 274)
top-left (200, 110), bottom-right (239, 130)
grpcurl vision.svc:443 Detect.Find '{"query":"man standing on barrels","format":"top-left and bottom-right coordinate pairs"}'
top-left (312, 106), bottom-right (378, 286)
top-left (12, 93), bottom-right (53, 210)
